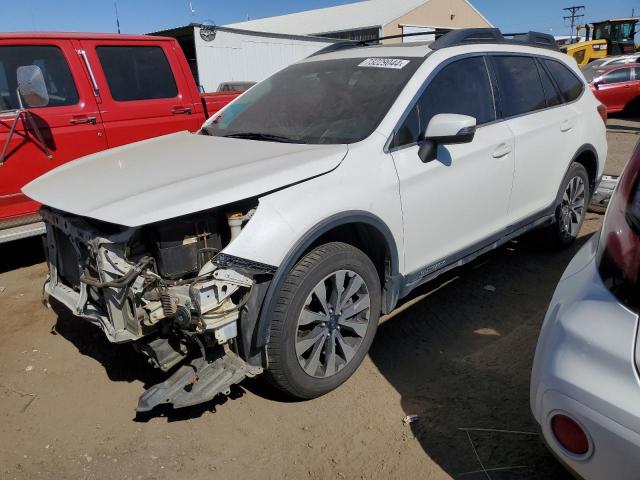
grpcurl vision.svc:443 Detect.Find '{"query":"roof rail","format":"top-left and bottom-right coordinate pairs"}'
top-left (430, 28), bottom-right (558, 51)
top-left (309, 28), bottom-right (558, 59)
top-left (308, 29), bottom-right (454, 57)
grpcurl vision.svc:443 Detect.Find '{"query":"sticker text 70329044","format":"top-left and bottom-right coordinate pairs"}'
top-left (358, 58), bottom-right (411, 70)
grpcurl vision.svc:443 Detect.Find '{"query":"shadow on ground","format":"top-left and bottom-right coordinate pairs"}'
top-left (0, 235), bottom-right (45, 273)
top-left (369, 233), bottom-right (591, 479)
top-left (50, 297), bottom-right (293, 422)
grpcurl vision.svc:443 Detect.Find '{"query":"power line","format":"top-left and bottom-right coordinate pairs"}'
top-left (563, 5), bottom-right (585, 40)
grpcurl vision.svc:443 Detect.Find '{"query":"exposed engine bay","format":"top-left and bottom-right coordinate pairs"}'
top-left (41, 204), bottom-right (274, 411)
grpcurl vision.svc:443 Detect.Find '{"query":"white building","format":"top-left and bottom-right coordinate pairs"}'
top-left (153, 0), bottom-right (492, 91)
top-left (226, 0), bottom-right (492, 43)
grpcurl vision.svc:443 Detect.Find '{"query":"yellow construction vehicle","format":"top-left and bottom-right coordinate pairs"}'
top-left (562, 18), bottom-right (638, 67)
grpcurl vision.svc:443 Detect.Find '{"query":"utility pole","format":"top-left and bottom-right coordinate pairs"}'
top-left (563, 5), bottom-right (585, 41)
top-left (114, 1), bottom-right (121, 34)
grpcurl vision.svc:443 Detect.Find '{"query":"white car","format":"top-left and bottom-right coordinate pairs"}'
top-left (581, 53), bottom-right (640, 82)
top-left (24, 28), bottom-right (607, 411)
top-left (531, 142), bottom-right (640, 479)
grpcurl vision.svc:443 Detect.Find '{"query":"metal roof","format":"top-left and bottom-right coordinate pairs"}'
top-left (0, 32), bottom-right (173, 41)
top-left (225, 0), bottom-right (491, 36)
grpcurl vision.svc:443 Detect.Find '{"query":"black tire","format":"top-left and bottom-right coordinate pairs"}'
top-left (544, 162), bottom-right (590, 248)
top-left (266, 242), bottom-right (381, 399)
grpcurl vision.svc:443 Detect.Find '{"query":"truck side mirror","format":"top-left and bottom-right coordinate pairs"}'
top-left (17, 65), bottom-right (50, 108)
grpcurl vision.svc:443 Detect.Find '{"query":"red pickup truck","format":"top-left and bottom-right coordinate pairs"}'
top-left (0, 32), bottom-right (240, 243)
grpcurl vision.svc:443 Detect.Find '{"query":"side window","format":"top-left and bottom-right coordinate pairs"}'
top-left (392, 105), bottom-right (420, 148)
top-left (602, 68), bottom-right (632, 84)
top-left (391, 56), bottom-right (495, 149)
top-left (536, 60), bottom-right (562, 107)
top-left (492, 56), bottom-right (546, 117)
top-left (96, 46), bottom-right (178, 101)
top-left (543, 59), bottom-right (584, 101)
top-left (0, 45), bottom-right (79, 110)
top-left (418, 56), bottom-right (496, 130)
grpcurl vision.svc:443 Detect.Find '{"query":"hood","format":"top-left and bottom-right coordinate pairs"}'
top-left (23, 132), bottom-right (347, 227)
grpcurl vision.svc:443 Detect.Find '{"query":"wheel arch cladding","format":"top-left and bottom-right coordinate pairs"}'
top-left (251, 211), bottom-right (401, 366)
top-left (572, 144), bottom-right (599, 193)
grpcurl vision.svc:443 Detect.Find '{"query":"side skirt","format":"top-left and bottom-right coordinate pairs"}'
top-left (398, 209), bottom-right (555, 299)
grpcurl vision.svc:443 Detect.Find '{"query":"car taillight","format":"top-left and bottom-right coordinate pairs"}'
top-left (551, 414), bottom-right (590, 455)
top-left (597, 142), bottom-right (640, 311)
top-left (597, 104), bottom-right (607, 124)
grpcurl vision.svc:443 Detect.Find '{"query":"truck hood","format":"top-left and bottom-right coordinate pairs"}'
top-left (23, 132), bottom-right (348, 227)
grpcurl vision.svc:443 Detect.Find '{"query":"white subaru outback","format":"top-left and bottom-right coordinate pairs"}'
top-left (24, 29), bottom-right (607, 411)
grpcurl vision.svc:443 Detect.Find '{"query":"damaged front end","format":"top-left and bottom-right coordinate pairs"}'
top-left (41, 205), bottom-right (274, 412)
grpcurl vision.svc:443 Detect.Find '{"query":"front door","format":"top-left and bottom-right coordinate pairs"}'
top-left (77, 39), bottom-right (202, 148)
top-left (390, 55), bottom-right (515, 276)
top-left (0, 40), bottom-right (107, 223)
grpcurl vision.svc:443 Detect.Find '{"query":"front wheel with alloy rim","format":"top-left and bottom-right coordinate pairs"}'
top-left (266, 242), bottom-right (381, 399)
top-left (547, 162), bottom-right (590, 248)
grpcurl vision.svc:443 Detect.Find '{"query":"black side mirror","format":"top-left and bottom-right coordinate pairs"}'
top-left (418, 140), bottom-right (437, 163)
top-left (17, 65), bottom-right (49, 108)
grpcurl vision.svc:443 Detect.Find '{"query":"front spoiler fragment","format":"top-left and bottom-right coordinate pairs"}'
top-left (136, 349), bottom-right (263, 412)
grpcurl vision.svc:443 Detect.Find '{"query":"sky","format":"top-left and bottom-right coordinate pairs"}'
top-left (1, 0), bottom-right (639, 37)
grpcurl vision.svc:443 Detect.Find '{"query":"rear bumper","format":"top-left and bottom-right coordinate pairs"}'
top-left (530, 234), bottom-right (640, 479)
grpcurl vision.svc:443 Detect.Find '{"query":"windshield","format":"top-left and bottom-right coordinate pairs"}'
top-left (594, 22), bottom-right (636, 42)
top-left (203, 57), bottom-right (421, 144)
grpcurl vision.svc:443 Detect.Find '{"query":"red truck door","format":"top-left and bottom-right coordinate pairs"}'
top-left (77, 39), bottom-right (203, 148)
top-left (0, 40), bottom-right (107, 223)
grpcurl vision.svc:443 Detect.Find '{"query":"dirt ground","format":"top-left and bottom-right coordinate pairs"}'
top-left (0, 115), bottom-right (637, 480)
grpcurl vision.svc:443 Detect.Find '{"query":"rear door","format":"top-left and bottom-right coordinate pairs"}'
top-left (596, 67), bottom-right (635, 111)
top-left (0, 39), bottom-right (106, 223)
top-left (77, 39), bottom-right (202, 148)
top-left (491, 55), bottom-right (580, 222)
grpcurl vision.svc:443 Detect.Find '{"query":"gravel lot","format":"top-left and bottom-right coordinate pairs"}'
top-left (0, 115), bottom-right (637, 480)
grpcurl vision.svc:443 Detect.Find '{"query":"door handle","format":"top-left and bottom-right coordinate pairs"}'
top-left (560, 120), bottom-right (573, 132)
top-left (492, 144), bottom-right (512, 158)
top-left (69, 116), bottom-right (97, 125)
top-left (171, 106), bottom-right (193, 115)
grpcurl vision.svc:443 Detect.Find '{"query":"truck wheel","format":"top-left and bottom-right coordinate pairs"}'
top-left (266, 242), bottom-right (381, 399)
top-left (546, 162), bottom-right (590, 248)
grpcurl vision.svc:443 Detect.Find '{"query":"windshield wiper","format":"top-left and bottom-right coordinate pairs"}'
top-left (222, 132), bottom-right (305, 144)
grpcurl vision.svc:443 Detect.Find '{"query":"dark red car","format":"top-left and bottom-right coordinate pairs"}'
top-left (586, 62), bottom-right (640, 113)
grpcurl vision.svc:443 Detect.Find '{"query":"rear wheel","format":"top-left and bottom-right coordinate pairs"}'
top-left (266, 242), bottom-right (381, 399)
top-left (545, 162), bottom-right (589, 248)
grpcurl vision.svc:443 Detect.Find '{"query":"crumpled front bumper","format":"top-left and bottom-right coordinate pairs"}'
top-left (42, 209), bottom-right (140, 343)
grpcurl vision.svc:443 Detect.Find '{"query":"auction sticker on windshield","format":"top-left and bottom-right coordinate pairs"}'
top-left (358, 58), bottom-right (410, 69)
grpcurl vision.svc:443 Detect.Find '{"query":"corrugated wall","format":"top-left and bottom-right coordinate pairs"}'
top-left (194, 27), bottom-right (333, 91)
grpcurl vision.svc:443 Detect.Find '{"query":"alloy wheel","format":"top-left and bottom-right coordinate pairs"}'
top-left (560, 175), bottom-right (586, 238)
top-left (295, 270), bottom-right (371, 378)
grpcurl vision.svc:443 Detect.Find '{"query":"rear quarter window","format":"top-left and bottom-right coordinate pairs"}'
top-left (543, 59), bottom-right (584, 102)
